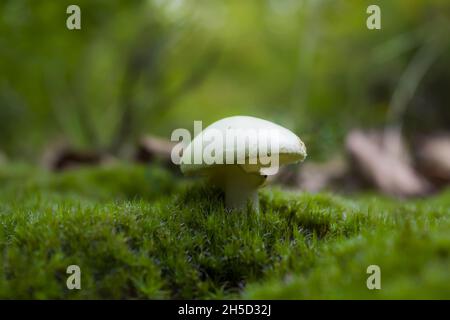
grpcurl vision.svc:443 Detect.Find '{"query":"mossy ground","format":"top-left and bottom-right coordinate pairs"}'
top-left (0, 164), bottom-right (449, 299)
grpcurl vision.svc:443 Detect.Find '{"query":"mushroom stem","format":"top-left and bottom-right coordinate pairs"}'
top-left (225, 179), bottom-right (259, 212)
top-left (220, 166), bottom-right (265, 212)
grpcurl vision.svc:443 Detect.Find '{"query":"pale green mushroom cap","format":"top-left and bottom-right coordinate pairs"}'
top-left (180, 115), bottom-right (307, 176)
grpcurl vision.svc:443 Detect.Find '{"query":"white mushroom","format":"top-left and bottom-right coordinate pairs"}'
top-left (180, 116), bottom-right (307, 211)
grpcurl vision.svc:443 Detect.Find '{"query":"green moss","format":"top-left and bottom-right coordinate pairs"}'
top-left (0, 165), bottom-right (449, 299)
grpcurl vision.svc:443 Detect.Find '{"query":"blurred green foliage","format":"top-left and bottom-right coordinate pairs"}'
top-left (0, 0), bottom-right (449, 160)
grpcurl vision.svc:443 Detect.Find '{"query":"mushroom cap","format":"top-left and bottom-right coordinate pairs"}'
top-left (180, 115), bottom-right (307, 176)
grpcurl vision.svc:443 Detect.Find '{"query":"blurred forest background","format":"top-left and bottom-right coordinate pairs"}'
top-left (1, 0), bottom-right (449, 195)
